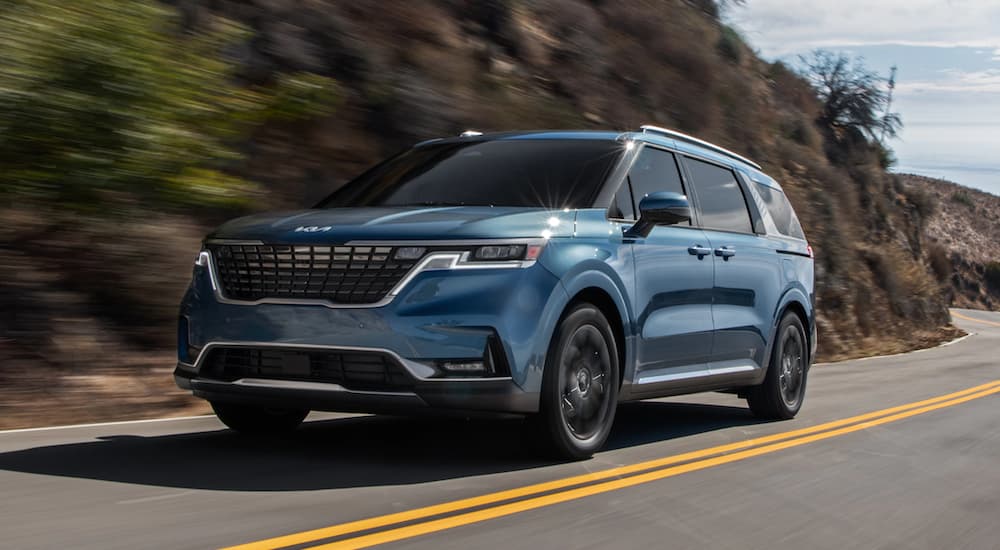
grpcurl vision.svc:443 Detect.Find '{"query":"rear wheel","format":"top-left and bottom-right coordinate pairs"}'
top-left (746, 313), bottom-right (808, 419)
top-left (211, 401), bottom-right (309, 435)
top-left (535, 303), bottom-right (619, 460)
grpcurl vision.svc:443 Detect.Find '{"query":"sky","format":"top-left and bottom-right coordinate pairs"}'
top-left (727, 0), bottom-right (1000, 196)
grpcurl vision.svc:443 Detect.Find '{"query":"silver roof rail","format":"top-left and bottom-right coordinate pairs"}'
top-left (639, 125), bottom-right (761, 170)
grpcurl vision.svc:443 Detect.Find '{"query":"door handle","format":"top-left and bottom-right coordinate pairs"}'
top-left (688, 245), bottom-right (712, 258)
top-left (715, 246), bottom-right (736, 260)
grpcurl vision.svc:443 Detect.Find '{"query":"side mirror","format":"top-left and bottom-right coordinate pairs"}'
top-left (625, 192), bottom-right (692, 238)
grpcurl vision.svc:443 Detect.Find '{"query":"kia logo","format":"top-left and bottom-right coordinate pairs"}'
top-left (294, 226), bottom-right (332, 233)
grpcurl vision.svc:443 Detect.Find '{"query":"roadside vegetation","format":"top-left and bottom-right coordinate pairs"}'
top-left (0, 0), bottom-right (965, 428)
top-left (0, 0), bottom-right (337, 426)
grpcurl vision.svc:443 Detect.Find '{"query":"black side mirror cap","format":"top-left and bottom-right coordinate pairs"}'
top-left (625, 192), bottom-right (692, 238)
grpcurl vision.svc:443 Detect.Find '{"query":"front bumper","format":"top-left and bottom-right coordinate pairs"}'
top-left (174, 367), bottom-right (535, 415)
top-left (176, 249), bottom-right (569, 414)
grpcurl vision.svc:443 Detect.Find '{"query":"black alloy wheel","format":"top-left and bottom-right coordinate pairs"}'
top-left (536, 303), bottom-right (620, 459)
top-left (747, 312), bottom-right (809, 419)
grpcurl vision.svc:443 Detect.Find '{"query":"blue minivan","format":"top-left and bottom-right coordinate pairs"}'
top-left (176, 126), bottom-right (815, 458)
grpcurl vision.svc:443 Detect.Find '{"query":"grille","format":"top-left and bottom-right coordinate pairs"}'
top-left (207, 244), bottom-right (419, 304)
top-left (201, 347), bottom-right (415, 391)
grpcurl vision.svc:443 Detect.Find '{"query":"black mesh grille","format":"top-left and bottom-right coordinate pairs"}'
top-left (201, 347), bottom-right (414, 391)
top-left (207, 244), bottom-right (418, 304)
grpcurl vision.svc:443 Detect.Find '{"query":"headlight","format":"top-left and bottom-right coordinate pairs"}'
top-left (471, 243), bottom-right (544, 262)
top-left (474, 244), bottom-right (524, 260)
top-left (194, 250), bottom-right (211, 267)
top-left (192, 249), bottom-right (218, 291)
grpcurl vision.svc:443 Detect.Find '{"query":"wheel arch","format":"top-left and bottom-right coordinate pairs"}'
top-left (566, 287), bottom-right (628, 389)
top-left (554, 263), bottom-right (634, 390)
top-left (771, 288), bottom-right (814, 366)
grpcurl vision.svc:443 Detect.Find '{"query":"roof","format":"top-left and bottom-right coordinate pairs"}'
top-left (415, 130), bottom-right (625, 147)
top-left (415, 128), bottom-right (775, 187)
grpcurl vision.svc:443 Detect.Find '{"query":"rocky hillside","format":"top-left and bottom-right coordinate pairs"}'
top-left (899, 174), bottom-right (1000, 310)
top-left (0, 0), bottom-right (964, 427)
top-left (181, 0), bottom-right (956, 359)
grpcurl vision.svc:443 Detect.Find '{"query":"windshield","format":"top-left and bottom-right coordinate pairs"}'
top-left (318, 138), bottom-right (624, 209)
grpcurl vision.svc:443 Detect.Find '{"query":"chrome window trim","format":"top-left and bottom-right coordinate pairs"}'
top-left (639, 125), bottom-right (762, 169)
top-left (188, 340), bottom-right (513, 383)
top-left (198, 239), bottom-right (545, 309)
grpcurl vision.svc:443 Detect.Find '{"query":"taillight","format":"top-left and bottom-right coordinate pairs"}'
top-left (807, 245), bottom-right (814, 258)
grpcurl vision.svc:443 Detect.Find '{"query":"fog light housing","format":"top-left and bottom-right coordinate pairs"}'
top-left (177, 316), bottom-right (201, 364)
top-left (435, 333), bottom-right (511, 378)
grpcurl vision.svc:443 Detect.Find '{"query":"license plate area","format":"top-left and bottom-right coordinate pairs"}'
top-left (269, 350), bottom-right (311, 377)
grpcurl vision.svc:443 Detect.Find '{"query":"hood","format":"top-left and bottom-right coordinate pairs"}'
top-left (206, 206), bottom-right (577, 243)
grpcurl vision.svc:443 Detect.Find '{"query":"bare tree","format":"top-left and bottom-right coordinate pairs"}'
top-left (800, 50), bottom-right (902, 143)
top-left (686, 0), bottom-right (745, 18)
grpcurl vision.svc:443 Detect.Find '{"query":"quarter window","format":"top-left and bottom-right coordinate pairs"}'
top-left (756, 182), bottom-right (805, 239)
top-left (609, 180), bottom-right (636, 220)
top-left (684, 157), bottom-right (753, 233)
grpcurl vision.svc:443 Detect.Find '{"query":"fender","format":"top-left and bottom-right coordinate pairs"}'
top-left (537, 241), bottom-right (636, 393)
top-left (764, 285), bottom-right (815, 374)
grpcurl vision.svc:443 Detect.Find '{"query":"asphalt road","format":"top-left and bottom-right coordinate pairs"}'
top-left (2, 309), bottom-right (999, 550)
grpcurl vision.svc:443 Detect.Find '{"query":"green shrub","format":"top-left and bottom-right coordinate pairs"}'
top-left (905, 185), bottom-right (936, 219)
top-left (951, 189), bottom-right (975, 208)
top-left (779, 115), bottom-right (818, 147)
top-left (875, 143), bottom-right (897, 169)
top-left (927, 244), bottom-right (952, 283)
top-left (0, 0), bottom-right (337, 214)
top-left (717, 25), bottom-right (743, 64)
top-left (986, 262), bottom-right (1000, 290)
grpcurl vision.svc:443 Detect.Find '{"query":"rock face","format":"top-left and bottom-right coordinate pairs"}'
top-left (900, 174), bottom-right (1000, 311)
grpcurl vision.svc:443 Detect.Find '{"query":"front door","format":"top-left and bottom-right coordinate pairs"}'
top-left (626, 146), bottom-right (716, 391)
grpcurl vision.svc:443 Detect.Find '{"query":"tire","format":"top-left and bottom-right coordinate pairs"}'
top-left (211, 401), bottom-right (309, 435)
top-left (534, 303), bottom-right (620, 460)
top-left (747, 313), bottom-right (809, 419)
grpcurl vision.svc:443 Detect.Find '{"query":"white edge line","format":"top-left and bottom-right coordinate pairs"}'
top-left (0, 414), bottom-right (216, 435)
top-left (0, 327), bottom-right (982, 434)
top-left (813, 331), bottom-right (975, 367)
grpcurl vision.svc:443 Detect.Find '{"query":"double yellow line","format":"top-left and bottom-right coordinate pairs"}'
top-left (952, 310), bottom-right (1000, 328)
top-left (225, 380), bottom-right (1000, 550)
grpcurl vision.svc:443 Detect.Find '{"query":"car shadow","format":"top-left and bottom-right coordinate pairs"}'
top-left (0, 401), bottom-right (766, 492)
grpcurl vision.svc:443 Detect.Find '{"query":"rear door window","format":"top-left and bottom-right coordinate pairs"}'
top-left (684, 157), bottom-right (753, 233)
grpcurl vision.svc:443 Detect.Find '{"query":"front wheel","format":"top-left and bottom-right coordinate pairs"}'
top-left (746, 313), bottom-right (809, 419)
top-left (211, 401), bottom-right (309, 435)
top-left (534, 303), bottom-right (620, 460)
